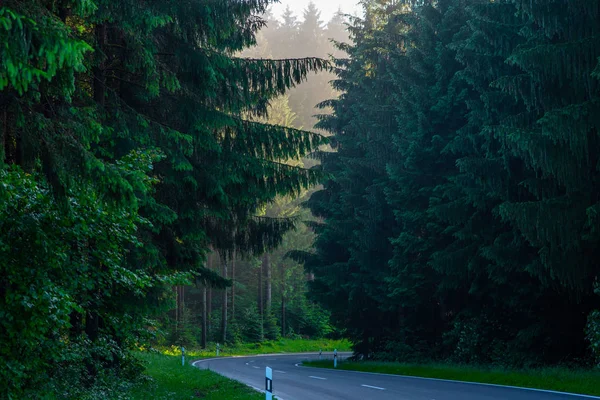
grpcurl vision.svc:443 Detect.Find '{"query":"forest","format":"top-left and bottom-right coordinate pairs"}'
top-left (1, 0), bottom-right (600, 398)
top-left (303, 0), bottom-right (600, 368)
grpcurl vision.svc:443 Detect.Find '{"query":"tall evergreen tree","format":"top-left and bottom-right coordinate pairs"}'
top-left (301, 0), bottom-right (600, 364)
top-left (1, 0), bottom-right (330, 396)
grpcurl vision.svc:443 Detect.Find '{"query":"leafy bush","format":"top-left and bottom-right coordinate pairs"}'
top-left (586, 310), bottom-right (600, 366)
top-left (0, 163), bottom-right (155, 397)
top-left (587, 282), bottom-right (600, 367)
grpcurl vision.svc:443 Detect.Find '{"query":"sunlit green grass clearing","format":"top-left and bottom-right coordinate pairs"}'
top-left (159, 338), bottom-right (352, 358)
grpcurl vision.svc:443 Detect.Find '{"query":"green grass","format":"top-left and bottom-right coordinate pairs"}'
top-left (160, 338), bottom-right (352, 358)
top-left (125, 339), bottom-right (350, 399)
top-left (128, 352), bottom-right (263, 399)
top-left (303, 360), bottom-right (600, 397)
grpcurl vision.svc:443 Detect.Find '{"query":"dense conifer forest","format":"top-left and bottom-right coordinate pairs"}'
top-left (2, 0), bottom-right (600, 398)
top-left (302, 0), bottom-right (600, 367)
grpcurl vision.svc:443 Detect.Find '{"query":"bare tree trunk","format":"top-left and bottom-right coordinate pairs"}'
top-left (265, 254), bottom-right (272, 313)
top-left (258, 257), bottom-right (263, 317)
top-left (201, 284), bottom-right (207, 348)
top-left (221, 257), bottom-right (228, 343)
top-left (281, 297), bottom-right (286, 337)
top-left (207, 252), bottom-right (213, 339)
top-left (231, 250), bottom-right (236, 321)
top-left (180, 286), bottom-right (185, 329)
top-left (281, 262), bottom-right (286, 337)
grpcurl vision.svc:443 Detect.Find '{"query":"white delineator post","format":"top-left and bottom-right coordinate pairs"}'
top-left (334, 349), bottom-right (338, 368)
top-left (319, 349), bottom-right (322, 361)
top-left (216, 343), bottom-right (220, 356)
top-left (181, 346), bottom-right (185, 366)
top-left (265, 366), bottom-right (273, 400)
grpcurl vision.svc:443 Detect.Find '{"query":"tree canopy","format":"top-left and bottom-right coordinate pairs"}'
top-left (1, 0), bottom-right (328, 396)
top-left (303, 0), bottom-right (600, 366)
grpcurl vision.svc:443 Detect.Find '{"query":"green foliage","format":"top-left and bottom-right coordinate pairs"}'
top-left (0, 7), bottom-right (91, 95)
top-left (129, 352), bottom-right (263, 400)
top-left (1, 0), bottom-right (330, 397)
top-left (303, 0), bottom-right (600, 367)
top-left (0, 162), bottom-right (151, 397)
top-left (160, 338), bottom-right (352, 357)
top-left (588, 281), bottom-right (600, 367)
top-left (587, 310), bottom-right (600, 367)
top-left (264, 311), bottom-right (281, 341)
top-left (239, 305), bottom-right (265, 343)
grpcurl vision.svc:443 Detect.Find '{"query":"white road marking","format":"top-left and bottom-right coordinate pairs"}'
top-left (361, 384), bottom-right (385, 391)
top-left (252, 366), bottom-right (260, 369)
top-left (309, 376), bottom-right (327, 380)
top-left (294, 363), bottom-right (301, 367)
top-left (249, 360), bottom-right (255, 363)
top-left (248, 385), bottom-right (286, 400)
top-left (275, 370), bottom-right (287, 374)
top-left (245, 362), bottom-right (249, 365)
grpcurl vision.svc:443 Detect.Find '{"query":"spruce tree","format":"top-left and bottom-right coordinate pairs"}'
top-left (1, 0), bottom-right (330, 395)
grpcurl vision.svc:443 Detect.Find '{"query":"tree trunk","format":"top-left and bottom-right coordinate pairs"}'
top-left (258, 257), bottom-right (263, 317)
top-left (201, 285), bottom-right (207, 348)
top-left (281, 261), bottom-right (286, 337)
top-left (207, 252), bottom-right (213, 339)
top-left (221, 257), bottom-right (228, 344)
top-left (281, 296), bottom-right (286, 337)
top-left (264, 254), bottom-right (272, 313)
top-left (174, 286), bottom-right (179, 332)
top-left (180, 286), bottom-right (185, 329)
top-left (231, 250), bottom-right (236, 321)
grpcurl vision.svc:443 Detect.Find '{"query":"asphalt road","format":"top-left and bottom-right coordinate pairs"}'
top-left (193, 353), bottom-right (599, 400)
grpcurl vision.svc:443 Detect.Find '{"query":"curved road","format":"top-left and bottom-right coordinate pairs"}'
top-left (192, 353), bottom-right (599, 400)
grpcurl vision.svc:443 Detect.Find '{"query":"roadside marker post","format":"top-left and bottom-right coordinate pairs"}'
top-left (265, 366), bottom-right (273, 400)
top-left (334, 349), bottom-right (338, 368)
top-left (319, 349), bottom-right (322, 361)
top-left (181, 346), bottom-right (185, 366)
top-left (216, 343), bottom-right (220, 356)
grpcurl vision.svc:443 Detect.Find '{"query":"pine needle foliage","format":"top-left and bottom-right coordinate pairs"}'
top-left (305, 0), bottom-right (600, 366)
top-left (1, 0), bottom-right (328, 397)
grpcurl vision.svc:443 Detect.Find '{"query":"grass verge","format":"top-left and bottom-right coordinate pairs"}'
top-left (128, 352), bottom-right (263, 399)
top-left (303, 360), bottom-right (600, 397)
top-left (160, 338), bottom-right (351, 358)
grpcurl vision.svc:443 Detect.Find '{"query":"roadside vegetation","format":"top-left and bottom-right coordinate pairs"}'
top-left (304, 360), bottom-right (600, 397)
top-left (160, 338), bottom-right (352, 358)
top-left (128, 353), bottom-right (263, 400)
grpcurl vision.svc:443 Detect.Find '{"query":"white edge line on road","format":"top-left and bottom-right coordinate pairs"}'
top-left (295, 364), bottom-right (600, 399)
top-left (361, 384), bottom-right (385, 390)
top-left (309, 376), bottom-right (327, 380)
top-left (248, 384), bottom-right (286, 400)
top-left (275, 370), bottom-right (287, 374)
top-left (252, 366), bottom-right (260, 369)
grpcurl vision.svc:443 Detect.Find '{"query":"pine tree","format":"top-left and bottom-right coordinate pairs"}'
top-left (1, 0), bottom-right (331, 396)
